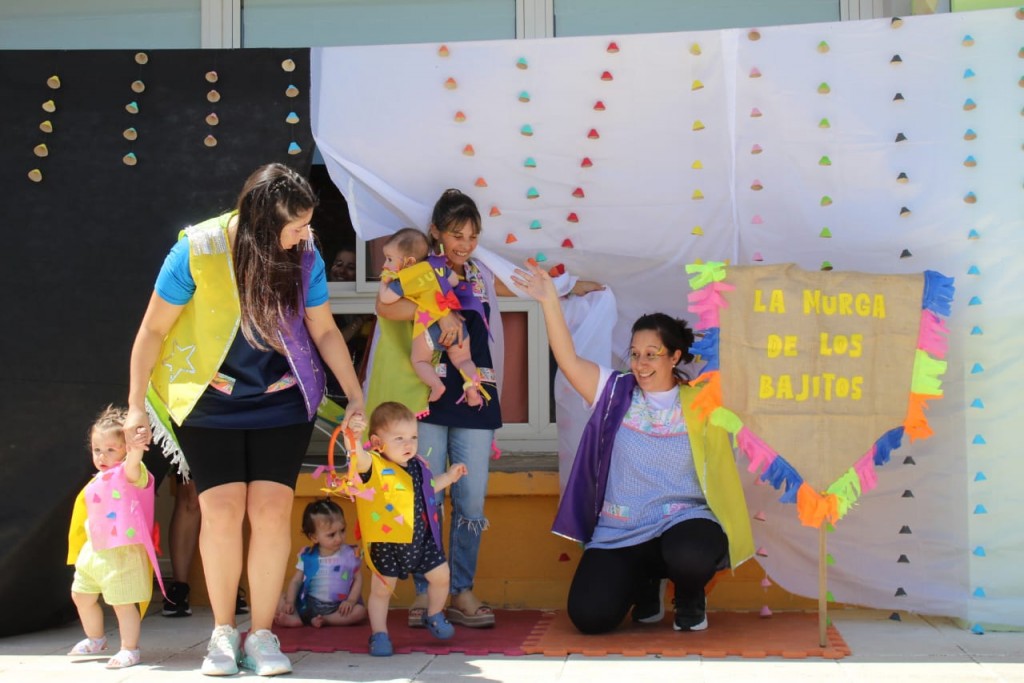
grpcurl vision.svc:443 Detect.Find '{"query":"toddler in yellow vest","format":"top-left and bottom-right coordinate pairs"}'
top-left (350, 402), bottom-right (467, 656)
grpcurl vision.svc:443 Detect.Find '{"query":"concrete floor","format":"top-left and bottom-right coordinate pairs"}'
top-left (1, 607), bottom-right (1022, 682)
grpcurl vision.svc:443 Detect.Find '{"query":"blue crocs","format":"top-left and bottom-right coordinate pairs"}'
top-left (424, 611), bottom-right (455, 640)
top-left (368, 632), bottom-right (393, 657)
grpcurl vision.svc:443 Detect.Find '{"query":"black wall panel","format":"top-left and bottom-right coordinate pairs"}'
top-left (0, 48), bottom-right (314, 636)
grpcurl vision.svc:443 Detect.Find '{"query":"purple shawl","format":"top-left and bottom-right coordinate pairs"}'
top-left (277, 247), bottom-right (326, 420)
top-left (552, 371), bottom-right (637, 543)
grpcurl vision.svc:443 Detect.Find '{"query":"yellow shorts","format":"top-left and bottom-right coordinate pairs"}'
top-left (72, 542), bottom-right (152, 606)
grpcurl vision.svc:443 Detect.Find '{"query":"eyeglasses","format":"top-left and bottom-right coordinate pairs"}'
top-left (628, 347), bottom-right (668, 363)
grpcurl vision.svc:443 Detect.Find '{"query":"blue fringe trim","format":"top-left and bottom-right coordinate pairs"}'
top-left (690, 328), bottom-right (720, 373)
top-left (761, 456), bottom-right (803, 504)
top-left (873, 427), bottom-right (905, 467)
top-left (922, 270), bottom-right (955, 317)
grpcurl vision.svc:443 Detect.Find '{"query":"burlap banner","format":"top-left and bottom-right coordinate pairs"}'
top-left (686, 262), bottom-right (954, 528)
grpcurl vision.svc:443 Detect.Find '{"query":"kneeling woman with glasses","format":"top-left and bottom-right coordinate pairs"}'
top-left (513, 261), bottom-right (754, 635)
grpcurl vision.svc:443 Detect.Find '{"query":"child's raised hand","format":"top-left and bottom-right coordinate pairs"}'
top-left (345, 410), bottom-right (367, 434)
top-left (123, 407), bottom-right (151, 450)
top-left (448, 463), bottom-right (468, 482)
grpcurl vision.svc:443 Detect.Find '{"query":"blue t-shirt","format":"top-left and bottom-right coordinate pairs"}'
top-left (155, 238), bottom-right (328, 308)
top-left (154, 237), bottom-right (328, 429)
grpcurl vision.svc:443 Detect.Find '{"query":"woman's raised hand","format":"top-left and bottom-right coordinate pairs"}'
top-left (512, 259), bottom-right (560, 304)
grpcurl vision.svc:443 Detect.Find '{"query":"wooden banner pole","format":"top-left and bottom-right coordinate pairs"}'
top-left (818, 523), bottom-right (828, 647)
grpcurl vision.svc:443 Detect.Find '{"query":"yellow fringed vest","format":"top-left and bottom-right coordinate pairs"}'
top-left (149, 214), bottom-right (240, 426)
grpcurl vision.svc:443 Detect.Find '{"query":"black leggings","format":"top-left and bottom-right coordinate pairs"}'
top-left (567, 518), bottom-right (728, 634)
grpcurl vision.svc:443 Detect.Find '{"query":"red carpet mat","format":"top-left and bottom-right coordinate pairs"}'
top-left (522, 610), bottom-right (851, 659)
top-left (275, 609), bottom-right (550, 656)
top-left (276, 609), bottom-right (849, 658)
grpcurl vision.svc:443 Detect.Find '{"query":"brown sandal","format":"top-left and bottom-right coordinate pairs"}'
top-left (408, 594), bottom-right (428, 628)
top-left (408, 607), bottom-right (426, 628)
top-left (446, 592), bottom-right (495, 628)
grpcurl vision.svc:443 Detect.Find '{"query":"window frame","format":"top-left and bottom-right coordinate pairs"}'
top-left (202, 1), bottom-right (918, 47)
top-left (201, 0), bottom-right (239, 48)
top-left (489, 296), bottom-right (559, 451)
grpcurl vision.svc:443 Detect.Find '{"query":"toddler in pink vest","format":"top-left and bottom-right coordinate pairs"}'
top-left (67, 406), bottom-right (163, 669)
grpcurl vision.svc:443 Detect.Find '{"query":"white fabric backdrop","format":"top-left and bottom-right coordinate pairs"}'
top-left (311, 8), bottom-right (1024, 627)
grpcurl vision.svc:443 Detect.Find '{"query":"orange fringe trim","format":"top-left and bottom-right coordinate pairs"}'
top-left (690, 371), bottom-right (723, 420)
top-left (796, 483), bottom-right (840, 528)
top-left (904, 392), bottom-right (938, 442)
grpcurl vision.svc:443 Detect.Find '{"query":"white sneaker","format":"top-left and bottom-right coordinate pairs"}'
top-left (241, 629), bottom-right (292, 677)
top-left (201, 625), bottom-right (241, 676)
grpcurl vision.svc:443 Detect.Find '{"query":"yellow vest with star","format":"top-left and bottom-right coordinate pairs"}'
top-left (149, 213), bottom-right (240, 425)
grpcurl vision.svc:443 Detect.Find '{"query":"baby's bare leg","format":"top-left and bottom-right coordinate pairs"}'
top-left (71, 591), bottom-right (105, 640)
top-left (368, 575), bottom-right (398, 636)
top-left (412, 333), bottom-right (446, 401)
top-left (319, 603), bottom-right (368, 626)
top-left (424, 563), bottom-right (451, 618)
top-left (274, 611), bottom-right (304, 628)
top-left (111, 603), bottom-right (141, 650)
top-left (447, 340), bottom-right (482, 407)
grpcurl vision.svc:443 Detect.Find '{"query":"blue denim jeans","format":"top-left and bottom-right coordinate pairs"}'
top-left (413, 422), bottom-right (494, 596)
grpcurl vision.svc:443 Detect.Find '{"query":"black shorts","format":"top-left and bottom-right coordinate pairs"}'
top-left (173, 421), bottom-right (315, 494)
top-left (369, 533), bottom-right (447, 580)
top-left (142, 448), bottom-right (188, 491)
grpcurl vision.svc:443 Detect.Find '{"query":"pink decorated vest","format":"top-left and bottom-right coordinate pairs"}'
top-left (82, 463), bottom-right (164, 595)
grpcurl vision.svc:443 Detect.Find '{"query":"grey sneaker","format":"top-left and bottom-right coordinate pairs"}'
top-left (241, 629), bottom-right (292, 677)
top-left (201, 625), bottom-right (241, 676)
